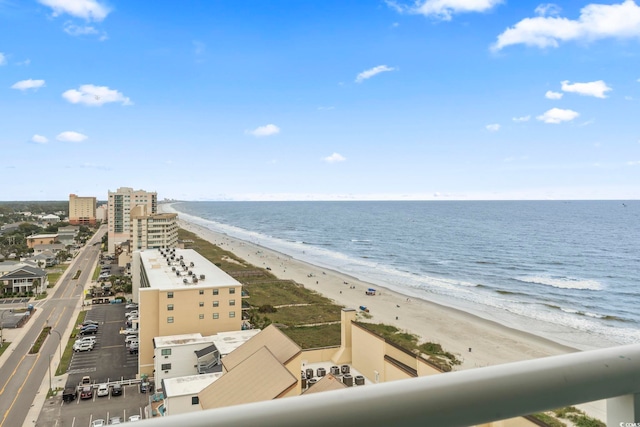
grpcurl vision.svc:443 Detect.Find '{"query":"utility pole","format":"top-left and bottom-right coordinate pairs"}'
top-left (48, 354), bottom-right (53, 393)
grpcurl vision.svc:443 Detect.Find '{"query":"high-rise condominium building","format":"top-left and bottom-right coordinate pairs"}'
top-left (132, 248), bottom-right (247, 377)
top-left (130, 205), bottom-right (179, 251)
top-left (107, 187), bottom-right (157, 253)
top-left (68, 194), bottom-right (96, 226)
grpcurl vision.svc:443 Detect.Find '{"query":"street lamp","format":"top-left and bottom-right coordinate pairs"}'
top-left (48, 353), bottom-right (53, 393)
top-left (50, 329), bottom-right (62, 362)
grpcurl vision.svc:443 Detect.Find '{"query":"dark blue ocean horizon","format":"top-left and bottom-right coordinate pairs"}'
top-left (167, 200), bottom-right (640, 349)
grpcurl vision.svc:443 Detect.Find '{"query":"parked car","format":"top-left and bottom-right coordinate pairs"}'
top-left (73, 342), bottom-right (94, 352)
top-left (80, 328), bottom-right (98, 336)
top-left (81, 375), bottom-right (91, 385)
top-left (75, 336), bottom-right (97, 345)
top-left (128, 415), bottom-right (141, 422)
top-left (109, 416), bottom-right (122, 425)
top-left (62, 387), bottom-right (78, 403)
top-left (97, 384), bottom-right (109, 397)
top-left (82, 320), bottom-right (99, 326)
top-left (125, 303), bottom-right (138, 309)
top-left (129, 342), bottom-right (139, 354)
top-left (80, 386), bottom-right (93, 399)
top-left (80, 325), bottom-right (99, 333)
top-left (91, 419), bottom-right (105, 427)
top-left (111, 383), bottom-right (122, 396)
top-left (139, 382), bottom-right (149, 393)
top-left (124, 335), bottom-right (138, 344)
top-left (123, 328), bottom-right (138, 335)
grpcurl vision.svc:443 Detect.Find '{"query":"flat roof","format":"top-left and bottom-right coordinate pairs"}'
top-left (163, 372), bottom-right (223, 397)
top-left (138, 248), bottom-right (242, 291)
top-left (154, 333), bottom-right (205, 348)
top-left (211, 329), bottom-right (262, 356)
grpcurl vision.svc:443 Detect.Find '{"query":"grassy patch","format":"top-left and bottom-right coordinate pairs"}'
top-left (47, 264), bottom-right (69, 286)
top-left (92, 265), bottom-right (101, 281)
top-left (0, 342), bottom-right (11, 356)
top-left (29, 326), bottom-right (51, 354)
top-left (355, 322), bottom-right (460, 371)
top-left (553, 407), bottom-right (605, 427)
top-left (244, 280), bottom-right (333, 307)
top-left (56, 311), bottom-right (87, 376)
top-left (282, 324), bottom-right (342, 349)
top-left (268, 304), bottom-right (341, 326)
top-left (35, 292), bottom-right (47, 300)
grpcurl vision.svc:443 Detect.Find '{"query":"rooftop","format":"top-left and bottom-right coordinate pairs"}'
top-left (154, 333), bottom-right (205, 348)
top-left (138, 248), bottom-right (242, 291)
top-left (153, 329), bottom-right (261, 353)
top-left (162, 372), bottom-right (223, 397)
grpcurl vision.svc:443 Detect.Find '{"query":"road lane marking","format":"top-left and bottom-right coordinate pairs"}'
top-left (0, 351), bottom-right (42, 427)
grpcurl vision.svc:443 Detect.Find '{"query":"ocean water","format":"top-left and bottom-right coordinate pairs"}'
top-left (167, 201), bottom-right (640, 350)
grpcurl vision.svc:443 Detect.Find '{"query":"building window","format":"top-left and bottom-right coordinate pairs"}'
top-left (213, 313), bottom-right (219, 319)
top-left (167, 292), bottom-right (173, 299)
top-left (192, 396), bottom-right (199, 405)
top-left (229, 299), bottom-right (236, 306)
top-left (229, 288), bottom-right (236, 294)
top-left (213, 301), bottom-right (219, 307)
top-left (213, 289), bottom-right (219, 296)
top-left (167, 304), bottom-right (174, 311)
top-left (199, 314), bottom-right (204, 319)
top-left (229, 311), bottom-right (235, 318)
top-left (167, 317), bottom-right (174, 323)
top-left (199, 289), bottom-right (204, 295)
top-left (161, 349), bottom-right (171, 356)
top-left (199, 301), bottom-right (204, 307)
top-left (161, 363), bottom-right (171, 371)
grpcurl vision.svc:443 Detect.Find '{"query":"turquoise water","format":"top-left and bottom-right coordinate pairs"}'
top-left (169, 200), bottom-right (640, 349)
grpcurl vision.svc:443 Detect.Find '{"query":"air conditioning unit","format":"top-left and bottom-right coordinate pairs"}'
top-left (190, 262), bottom-right (194, 267)
top-left (164, 356), bottom-right (168, 359)
top-left (200, 274), bottom-right (205, 280)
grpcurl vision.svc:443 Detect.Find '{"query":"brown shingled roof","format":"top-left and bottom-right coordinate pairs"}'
top-left (302, 374), bottom-right (348, 395)
top-left (198, 346), bottom-right (297, 410)
top-left (222, 324), bottom-right (301, 372)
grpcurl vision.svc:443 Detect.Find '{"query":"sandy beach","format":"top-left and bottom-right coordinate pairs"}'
top-left (175, 216), bottom-right (576, 370)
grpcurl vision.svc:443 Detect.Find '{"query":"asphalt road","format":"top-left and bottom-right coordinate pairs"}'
top-left (0, 226), bottom-right (105, 427)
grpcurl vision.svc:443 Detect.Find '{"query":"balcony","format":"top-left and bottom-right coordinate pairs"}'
top-left (133, 344), bottom-right (640, 427)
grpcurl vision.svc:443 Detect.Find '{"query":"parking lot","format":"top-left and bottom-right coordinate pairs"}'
top-left (37, 303), bottom-right (146, 426)
top-left (67, 304), bottom-right (138, 385)
top-left (39, 383), bottom-right (149, 426)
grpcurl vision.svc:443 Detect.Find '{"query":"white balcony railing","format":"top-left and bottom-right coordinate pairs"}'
top-left (136, 344), bottom-right (640, 427)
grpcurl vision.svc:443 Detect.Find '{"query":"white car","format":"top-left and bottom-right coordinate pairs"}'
top-left (96, 384), bottom-right (109, 397)
top-left (125, 311), bottom-right (138, 318)
top-left (73, 342), bottom-right (94, 352)
top-left (75, 337), bottom-right (97, 345)
top-left (128, 415), bottom-right (141, 422)
top-left (124, 335), bottom-right (138, 344)
top-left (125, 303), bottom-right (138, 309)
top-left (91, 419), bottom-right (105, 427)
top-left (123, 328), bottom-right (138, 335)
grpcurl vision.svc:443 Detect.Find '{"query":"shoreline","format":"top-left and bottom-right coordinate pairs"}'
top-left (172, 213), bottom-right (578, 370)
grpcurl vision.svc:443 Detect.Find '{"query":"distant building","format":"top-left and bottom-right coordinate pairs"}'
top-left (41, 214), bottom-right (60, 224)
top-left (26, 234), bottom-right (58, 249)
top-left (0, 262), bottom-right (48, 294)
top-left (108, 187), bottom-right (157, 254)
top-left (130, 205), bottom-right (178, 251)
top-left (96, 204), bottom-right (107, 223)
top-left (69, 194), bottom-right (97, 226)
top-left (132, 248), bottom-right (248, 378)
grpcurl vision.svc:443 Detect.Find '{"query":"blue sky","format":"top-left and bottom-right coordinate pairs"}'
top-left (2, 0), bottom-right (639, 201)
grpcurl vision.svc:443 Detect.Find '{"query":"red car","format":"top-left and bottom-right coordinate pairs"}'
top-left (80, 386), bottom-right (93, 399)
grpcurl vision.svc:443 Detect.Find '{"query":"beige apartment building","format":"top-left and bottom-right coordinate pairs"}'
top-left (132, 248), bottom-right (247, 378)
top-left (130, 205), bottom-right (178, 251)
top-left (68, 194), bottom-right (96, 226)
top-left (107, 187), bottom-right (157, 253)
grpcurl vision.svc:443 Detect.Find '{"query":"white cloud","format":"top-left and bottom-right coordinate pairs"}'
top-left (536, 108), bottom-right (580, 124)
top-left (627, 160), bottom-right (640, 165)
top-left (545, 90), bottom-right (563, 99)
top-left (38, 0), bottom-right (110, 21)
top-left (388, 0), bottom-right (503, 21)
top-left (11, 79), bottom-right (46, 90)
top-left (0, 52), bottom-right (6, 66)
top-left (486, 123), bottom-right (501, 132)
top-left (512, 115), bottom-right (531, 122)
top-left (62, 84), bottom-right (132, 106)
top-left (493, 0), bottom-right (640, 51)
top-left (56, 131), bottom-right (88, 142)
top-left (535, 3), bottom-right (562, 16)
top-left (561, 80), bottom-right (612, 98)
top-left (63, 23), bottom-right (106, 39)
top-left (31, 134), bottom-right (49, 144)
top-left (323, 152), bottom-right (346, 163)
top-left (355, 65), bottom-right (396, 83)
top-left (246, 124), bottom-right (280, 137)
top-left (17, 59), bottom-right (31, 66)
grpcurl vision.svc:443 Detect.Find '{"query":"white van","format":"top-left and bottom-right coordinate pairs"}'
top-left (125, 335), bottom-right (138, 344)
